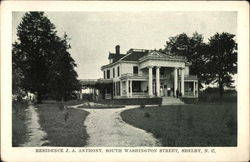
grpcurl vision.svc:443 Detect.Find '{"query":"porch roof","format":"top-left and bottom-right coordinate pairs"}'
top-left (120, 73), bottom-right (148, 81)
top-left (178, 75), bottom-right (198, 81)
top-left (80, 79), bottom-right (113, 87)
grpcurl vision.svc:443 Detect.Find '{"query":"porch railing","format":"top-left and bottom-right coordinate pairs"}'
top-left (184, 91), bottom-right (198, 97)
top-left (132, 92), bottom-right (148, 96)
top-left (121, 73), bottom-right (148, 77)
top-left (178, 75), bottom-right (198, 80)
top-left (105, 94), bottom-right (112, 99)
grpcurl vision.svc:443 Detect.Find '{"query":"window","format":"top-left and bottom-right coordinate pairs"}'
top-left (107, 70), bottom-right (110, 79)
top-left (103, 71), bottom-right (106, 79)
top-left (113, 68), bottom-right (115, 78)
top-left (133, 66), bottom-right (138, 74)
top-left (116, 82), bottom-right (120, 96)
top-left (117, 66), bottom-right (120, 77)
top-left (132, 81), bottom-right (142, 92)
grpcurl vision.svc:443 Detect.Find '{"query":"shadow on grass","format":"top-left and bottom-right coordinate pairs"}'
top-left (12, 101), bottom-right (29, 146)
top-left (36, 102), bottom-right (89, 147)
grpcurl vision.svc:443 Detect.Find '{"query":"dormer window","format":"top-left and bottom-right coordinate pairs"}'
top-left (109, 59), bottom-right (113, 63)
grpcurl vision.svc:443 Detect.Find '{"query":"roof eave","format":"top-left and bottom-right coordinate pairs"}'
top-left (101, 60), bottom-right (138, 70)
top-left (139, 56), bottom-right (188, 63)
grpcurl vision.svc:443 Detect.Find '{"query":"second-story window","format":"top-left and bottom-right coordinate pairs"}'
top-left (113, 68), bottom-right (115, 78)
top-left (107, 70), bottom-right (110, 79)
top-left (117, 66), bottom-right (120, 77)
top-left (104, 71), bottom-right (106, 79)
top-left (133, 66), bottom-right (138, 75)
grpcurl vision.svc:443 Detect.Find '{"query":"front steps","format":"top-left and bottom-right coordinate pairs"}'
top-left (161, 97), bottom-right (184, 105)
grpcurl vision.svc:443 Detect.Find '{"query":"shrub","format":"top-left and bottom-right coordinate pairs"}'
top-left (198, 91), bottom-right (237, 103)
top-left (144, 112), bottom-right (150, 118)
top-left (82, 94), bottom-right (94, 101)
top-left (58, 103), bottom-right (64, 111)
top-left (140, 104), bottom-right (145, 108)
top-left (87, 102), bottom-right (91, 108)
top-left (111, 97), bottom-right (162, 105)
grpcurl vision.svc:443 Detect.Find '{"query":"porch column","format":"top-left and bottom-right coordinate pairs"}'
top-left (193, 81), bottom-right (195, 96)
top-left (181, 68), bottom-right (185, 96)
top-left (120, 81), bottom-right (122, 96)
top-left (105, 87), bottom-right (107, 99)
top-left (129, 80), bottom-right (133, 97)
top-left (126, 80), bottom-right (129, 97)
top-left (80, 89), bottom-right (82, 100)
top-left (156, 66), bottom-right (160, 97)
top-left (196, 81), bottom-right (199, 97)
top-left (114, 82), bottom-right (116, 97)
top-left (148, 66), bottom-right (153, 97)
top-left (174, 68), bottom-right (178, 97)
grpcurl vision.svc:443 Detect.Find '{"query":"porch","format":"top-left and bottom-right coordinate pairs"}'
top-left (104, 72), bottom-right (198, 99)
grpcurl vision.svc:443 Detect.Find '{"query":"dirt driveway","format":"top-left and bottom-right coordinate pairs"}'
top-left (74, 105), bottom-right (161, 147)
top-left (20, 104), bottom-right (49, 147)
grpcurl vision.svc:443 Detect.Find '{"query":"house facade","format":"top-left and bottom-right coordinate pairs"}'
top-left (100, 45), bottom-right (198, 99)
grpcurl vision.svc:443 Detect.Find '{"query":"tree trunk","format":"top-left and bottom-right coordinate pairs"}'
top-left (219, 82), bottom-right (224, 97)
top-left (36, 92), bottom-right (42, 103)
top-left (61, 96), bottom-right (65, 103)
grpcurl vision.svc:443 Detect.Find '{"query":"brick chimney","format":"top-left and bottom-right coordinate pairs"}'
top-left (115, 45), bottom-right (120, 55)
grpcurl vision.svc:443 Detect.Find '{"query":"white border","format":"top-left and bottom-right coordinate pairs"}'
top-left (1, 1), bottom-right (249, 161)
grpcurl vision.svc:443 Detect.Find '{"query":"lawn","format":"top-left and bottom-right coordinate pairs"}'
top-left (121, 101), bottom-right (237, 147)
top-left (12, 101), bottom-right (29, 146)
top-left (36, 101), bottom-right (89, 146)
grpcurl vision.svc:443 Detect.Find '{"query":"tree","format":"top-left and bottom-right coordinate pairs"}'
top-left (164, 33), bottom-right (190, 56)
top-left (164, 32), bottom-right (208, 87)
top-left (13, 12), bottom-right (58, 103)
top-left (13, 12), bottom-right (80, 103)
top-left (47, 33), bottom-right (80, 101)
top-left (205, 32), bottom-right (237, 96)
top-left (12, 44), bottom-right (26, 100)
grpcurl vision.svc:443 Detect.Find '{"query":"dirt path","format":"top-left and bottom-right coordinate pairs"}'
top-left (20, 104), bottom-right (49, 147)
top-left (74, 105), bottom-right (161, 147)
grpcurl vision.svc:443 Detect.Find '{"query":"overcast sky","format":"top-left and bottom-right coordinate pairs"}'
top-left (12, 11), bottom-right (237, 79)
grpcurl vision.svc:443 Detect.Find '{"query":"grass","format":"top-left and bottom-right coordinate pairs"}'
top-left (12, 100), bottom-right (29, 146)
top-left (36, 101), bottom-right (89, 146)
top-left (199, 91), bottom-right (237, 103)
top-left (121, 101), bottom-right (237, 147)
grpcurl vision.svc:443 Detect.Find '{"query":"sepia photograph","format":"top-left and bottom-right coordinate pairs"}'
top-left (1, 1), bottom-right (249, 162)
top-left (12, 10), bottom-right (238, 147)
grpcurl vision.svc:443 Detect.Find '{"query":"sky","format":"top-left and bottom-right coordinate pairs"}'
top-left (12, 11), bottom-right (237, 80)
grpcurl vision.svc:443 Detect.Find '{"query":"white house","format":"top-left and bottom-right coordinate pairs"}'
top-left (100, 45), bottom-right (198, 99)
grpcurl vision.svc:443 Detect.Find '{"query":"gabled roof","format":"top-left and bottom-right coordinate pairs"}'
top-left (139, 50), bottom-right (187, 62)
top-left (147, 50), bottom-right (167, 58)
